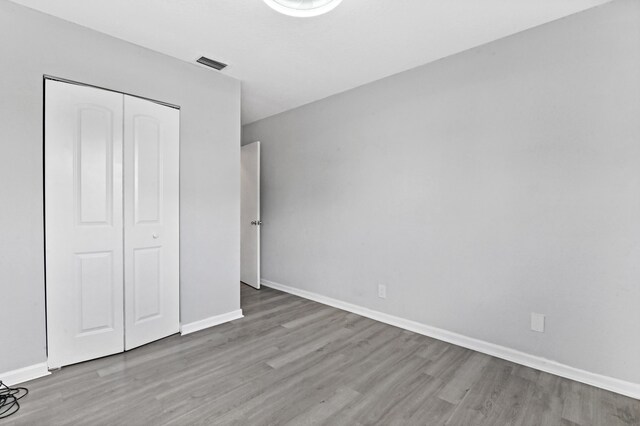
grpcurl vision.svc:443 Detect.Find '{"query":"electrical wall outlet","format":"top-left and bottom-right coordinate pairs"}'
top-left (378, 284), bottom-right (387, 299)
top-left (531, 313), bottom-right (545, 333)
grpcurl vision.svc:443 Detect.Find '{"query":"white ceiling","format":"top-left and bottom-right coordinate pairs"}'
top-left (11, 0), bottom-right (609, 124)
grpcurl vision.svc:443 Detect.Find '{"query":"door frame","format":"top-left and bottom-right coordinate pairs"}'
top-left (43, 76), bottom-right (181, 368)
top-left (44, 75), bottom-right (181, 109)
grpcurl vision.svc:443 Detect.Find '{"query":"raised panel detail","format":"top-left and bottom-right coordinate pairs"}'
top-left (133, 247), bottom-right (162, 323)
top-left (77, 252), bottom-right (114, 334)
top-left (76, 106), bottom-right (113, 225)
top-left (134, 116), bottom-right (162, 224)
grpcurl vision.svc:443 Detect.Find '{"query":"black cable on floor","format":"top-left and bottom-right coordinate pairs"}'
top-left (0, 381), bottom-right (28, 419)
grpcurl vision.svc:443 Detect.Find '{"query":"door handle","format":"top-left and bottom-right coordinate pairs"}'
top-left (152, 233), bottom-right (160, 239)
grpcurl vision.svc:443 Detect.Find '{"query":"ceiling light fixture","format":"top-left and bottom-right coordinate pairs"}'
top-left (263, 0), bottom-right (343, 17)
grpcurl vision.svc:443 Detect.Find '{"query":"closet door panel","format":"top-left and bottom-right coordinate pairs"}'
top-left (134, 116), bottom-right (162, 223)
top-left (124, 95), bottom-right (180, 350)
top-left (45, 80), bottom-right (125, 368)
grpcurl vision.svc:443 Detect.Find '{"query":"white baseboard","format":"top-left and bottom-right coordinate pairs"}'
top-left (180, 309), bottom-right (244, 336)
top-left (261, 279), bottom-right (640, 400)
top-left (0, 362), bottom-right (50, 386)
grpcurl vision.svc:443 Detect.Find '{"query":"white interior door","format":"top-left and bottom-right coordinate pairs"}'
top-left (45, 80), bottom-right (125, 368)
top-left (241, 141), bottom-right (261, 289)
top-left (123, 95), bottom-right (180, 350)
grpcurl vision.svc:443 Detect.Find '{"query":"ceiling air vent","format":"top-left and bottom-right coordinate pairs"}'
top-left (197, 56), bottom-right (228, 71)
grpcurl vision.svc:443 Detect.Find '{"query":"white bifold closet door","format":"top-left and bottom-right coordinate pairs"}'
top-left (45, 80), bottom-right (179, 368)
top-left (45, 81), bottom-right (125, 368)
top-left (123, 95), bottom-right (179, 351)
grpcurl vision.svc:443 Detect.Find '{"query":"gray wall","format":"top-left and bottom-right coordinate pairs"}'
top-left (243, 0), bottom-right (640, 384)
top-left (0, 0), bottom-right (240, 373)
